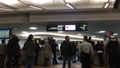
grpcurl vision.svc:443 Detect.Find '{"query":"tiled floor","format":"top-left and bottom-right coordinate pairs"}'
top-left (20, 64), bottom-right (108, 68)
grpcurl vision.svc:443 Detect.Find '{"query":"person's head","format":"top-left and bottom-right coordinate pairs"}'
top-left (65, 36), bottom-right (70, 41)
top-left (88, 37), bottom-right (91, 40)
top-left (107, 31), bottom-right (113, 36)
top-left (44, 39), bottom-right (49, 44)
top-left (10, 34), bottom-right (19, 41)
top-left (83, 36), bottom-right (88, 41)
top-left (1, 39), bottom-right (5, 44)
top-left (27, 34), bottom-right (33, 42)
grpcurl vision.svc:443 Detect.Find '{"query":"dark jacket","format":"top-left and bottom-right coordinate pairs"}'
top-left (60, 40), bottom-right (73, 57)
top-left (7, 39), bottom-right (20, 56)
top-left (23, 41), bottom-right (36, 58)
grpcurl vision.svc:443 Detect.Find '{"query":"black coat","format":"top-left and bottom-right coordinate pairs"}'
top-left (60, 40), bottom-right (73, 57)
top-left (7, 39), bottom-right (20, 56)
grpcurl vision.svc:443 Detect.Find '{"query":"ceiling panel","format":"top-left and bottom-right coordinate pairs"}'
top-left (0, 0), bottom-right (116, 12)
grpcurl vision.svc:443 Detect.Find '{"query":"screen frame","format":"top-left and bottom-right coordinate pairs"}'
top-left (0, 29), bottom-right (11, 39)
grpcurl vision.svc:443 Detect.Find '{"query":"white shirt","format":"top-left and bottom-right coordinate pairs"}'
top-left (79, 41), bottom-right (94, 55)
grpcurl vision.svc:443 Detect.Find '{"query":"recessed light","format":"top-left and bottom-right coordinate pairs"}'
top-left (29, 27), bottom-right (38, 30)
top-left (57, 31), bottom-right (64, 33)
top-left (77, 34), bottom-right (82, 35)
top-left (91, 35), bottom-right (96, 38)
top-left (97, 31), bottom-right (106, 33)
top-left (22, 31), bottom-right (28, 34)
top-left (113, 33), bottom-right (118, 36)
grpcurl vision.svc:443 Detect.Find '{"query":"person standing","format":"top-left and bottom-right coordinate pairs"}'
top-left (7, 34), bottom-right (21, 68)
top-left (80, 36), bottom-right (94, 68)
top-left (113, 0), bottom-right (120, 9)
top-left (60, 36), bottom-right (73, 68)
top-left (49, 39), bottom-right (58, 64)
top-left (95, 41), bottom-right (104, 66)
top-left (104, 31), bottom-right (120, 68)
top-left (43, 39), bottom-right (52, 66)
top-left (0, 39), bottom-right (7, 68)
top-left (22, 34), bottom-right (36, 68)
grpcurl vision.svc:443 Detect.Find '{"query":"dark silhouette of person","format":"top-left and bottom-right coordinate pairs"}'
top-left (0, 39), bottom-right (7, 68)
top-left (95, 41), bottom-right (104, 66)
top-left (88, 37), bottom-right (95, 50)
top-left (60, 36), bottom-right (73, 68)
top-left (113, 0), bottom-right (120, 9)
top-left (7, 34), bottom-right (21, 68)
top-left (104, 31), bottom-right (120, 68)
top-left (50, 39), bottom-right (58, 64)
top-left (22, 34), bottom-right (36, 68)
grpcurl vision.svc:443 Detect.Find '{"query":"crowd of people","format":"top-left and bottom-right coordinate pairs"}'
top-left (0, 31), bottom-right (120, 68)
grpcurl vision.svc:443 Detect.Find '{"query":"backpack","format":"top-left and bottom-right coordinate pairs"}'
top-left (106, 37), bottom-right (119, 53)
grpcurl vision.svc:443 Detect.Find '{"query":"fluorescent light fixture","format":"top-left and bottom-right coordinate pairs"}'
top-left (66, 3), bottom-right (75, 9)
top-left (20, 32), bottom-right (103, 41)
top-left (77, 34), bottom-right (82, 36)
top-left (0, 8), bottom-right (14, 11)
top-left (29, 5), bottom-right (43, 10)
top-left (29, 27), bottom-right (38, 30)
top-left (0, 0), bottom-right (19, 5)
top-left (97, 31), bottom-right (106, 33)
top-left (30, 0), bottom-right (51, 4)
top-left (104, 2), bottom-right (110, 8)
top-left (57, 31), bottom-right (64, 33)
top-left (91, 35), bottom-right (96, 38)
top-left (113, 33), bottom-right (118, 36)
top-left (21, 31), bottom-right (28, 34)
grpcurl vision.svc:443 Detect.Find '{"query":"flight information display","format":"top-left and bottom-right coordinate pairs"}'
top-left (0, 29), bottom-right (11, 39)
top-left (46, 23), bottom-right (87, 31)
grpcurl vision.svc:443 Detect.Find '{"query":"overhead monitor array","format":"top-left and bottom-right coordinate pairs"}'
top-left (46, 23), bottom-right (88, 31)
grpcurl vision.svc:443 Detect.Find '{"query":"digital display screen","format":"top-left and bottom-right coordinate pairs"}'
top-left (46, 23), bottom-right (87, 31)
top-left (0, 29), bottom-right (10, 39)
top-left (65, 25), bottom-right (76, 30)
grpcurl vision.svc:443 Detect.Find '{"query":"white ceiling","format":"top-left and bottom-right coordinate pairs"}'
top-left (0, 0), bottom-right (115, 12)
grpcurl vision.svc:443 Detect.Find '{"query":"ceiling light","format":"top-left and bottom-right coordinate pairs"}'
top-left (57, 31), bottom-right (64, 33)
top-left (113, 33), bottom-right (118, 36)
top-left (66, 3), bottom-right (75, 9)
top-left (104, 2), bottom-right (110, 8)
top-left (91, 35), bottom-right (96, 38)
top-left (77, 34), bottom-right (82, 35)
top-left (21, 31), bottom-right (28, 34)
top-left (97, 31), bottom-right (106, 33)
top-left (20, 32), bottom-right (103, 41)
top-left (30, 0), bottom-right (51, 4)
top-left (29, 5), bottom-right (43, 10)
top-left (0, 0), bottom-right (19, 5)
top-left (0, 8), bottom-right (14, 11)
top-left (29, 27), bottom-right (38, 30)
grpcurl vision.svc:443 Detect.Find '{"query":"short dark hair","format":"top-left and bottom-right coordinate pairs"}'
top-left (65, 36), bottom-right (69, 40)
top-left (84, 36), bottom-right (88, 41)
top-left (2, 39), bottom-right (5, 43)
